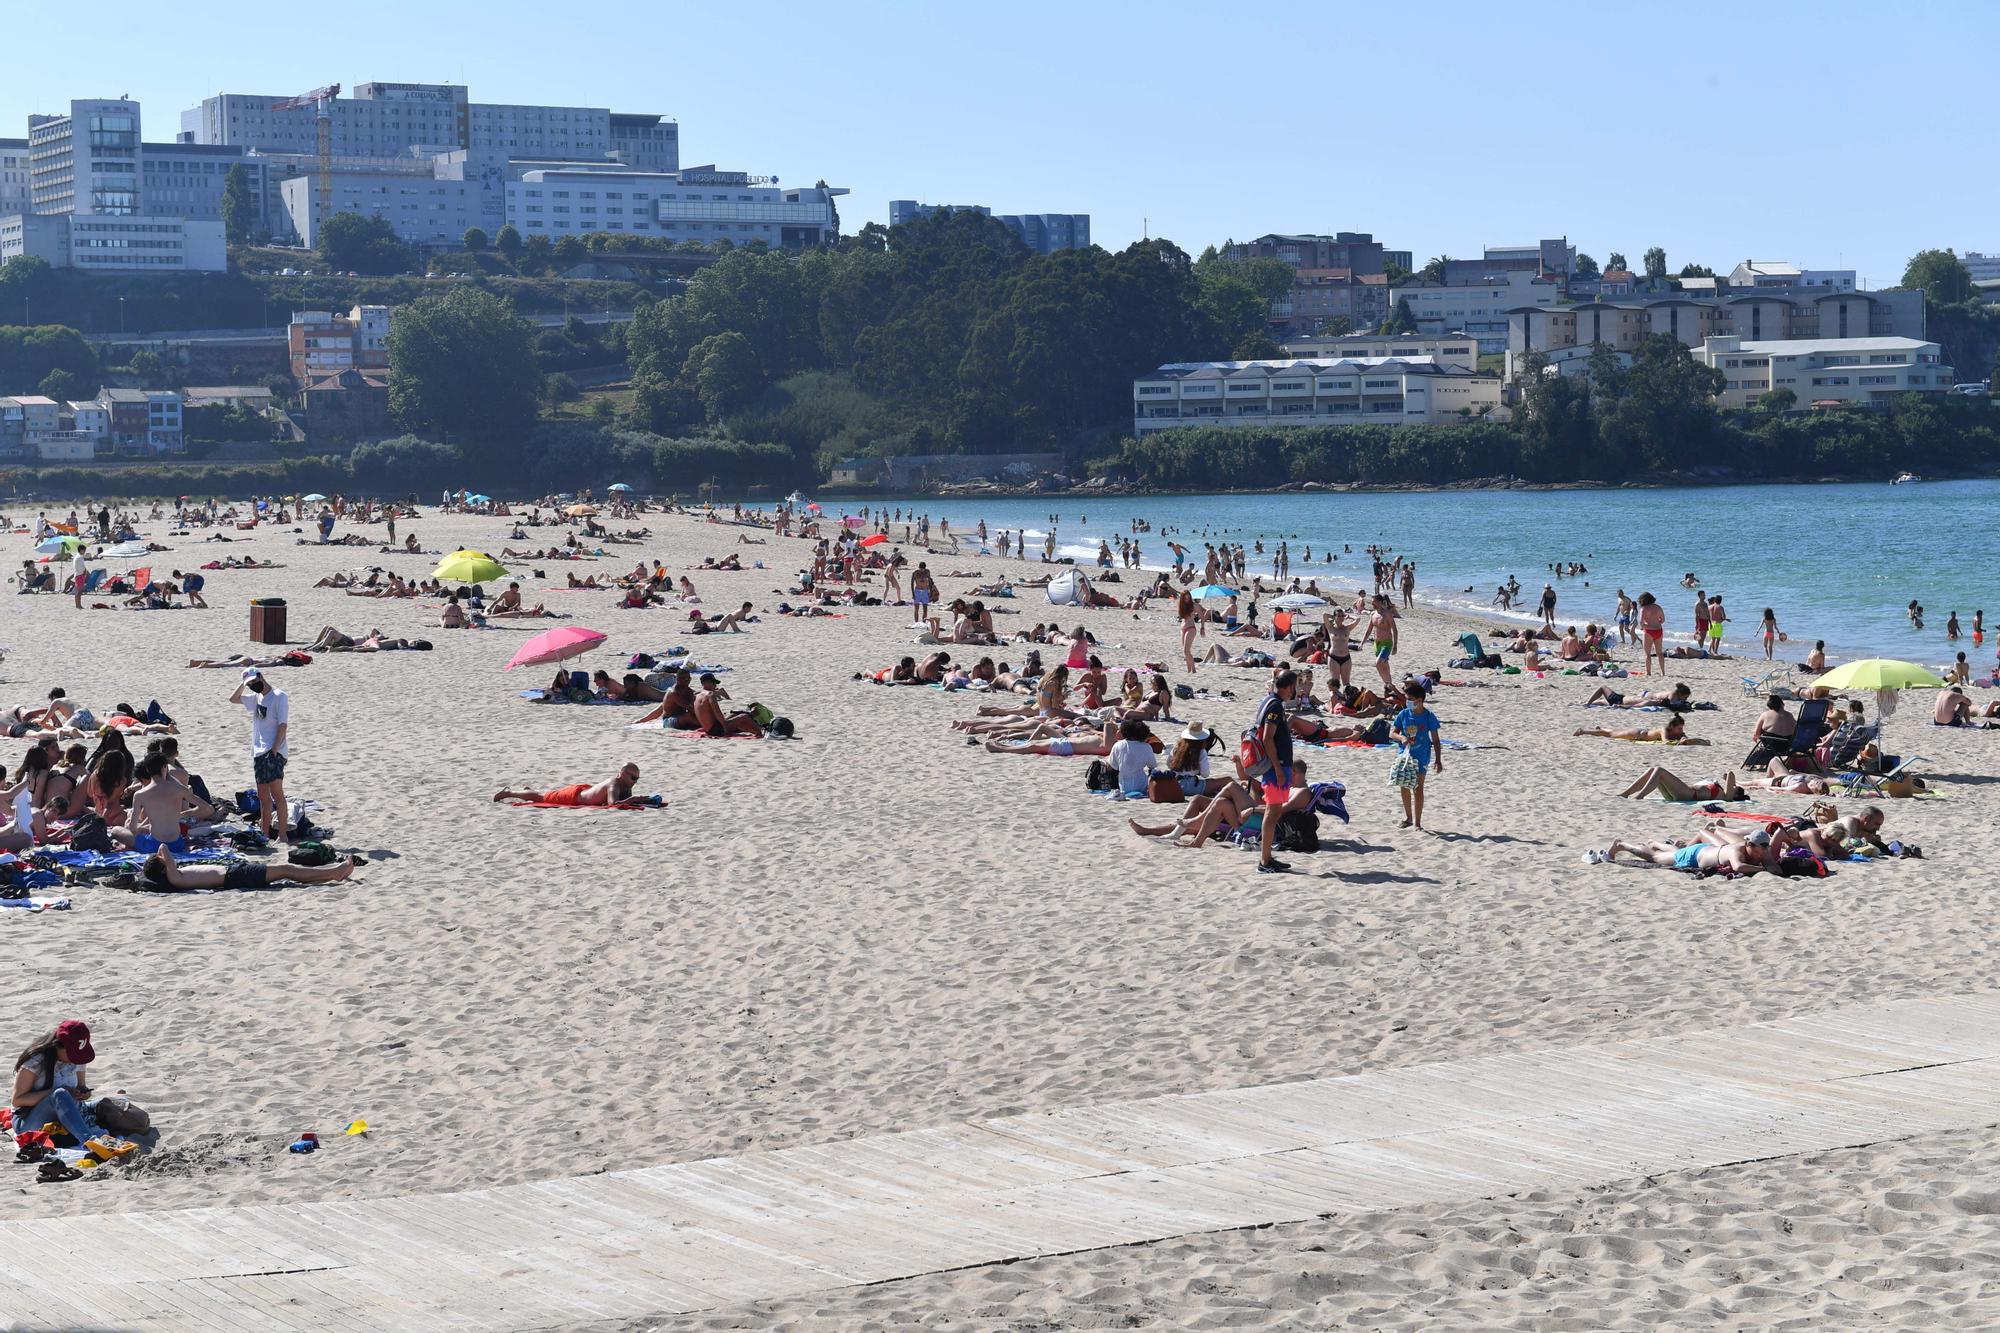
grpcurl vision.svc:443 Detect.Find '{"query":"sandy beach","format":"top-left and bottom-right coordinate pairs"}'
top-left (6, 500), bottom-right (1998, 1328)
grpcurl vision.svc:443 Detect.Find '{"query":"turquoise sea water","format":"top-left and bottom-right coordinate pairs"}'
top-left (793, 481), bottom-right (1999, 663)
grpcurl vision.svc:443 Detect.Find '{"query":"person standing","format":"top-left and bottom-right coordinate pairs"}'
top-left (1390, 682), bottom-right (1444, 830)
top-left (1706, 595), bottom-right (1728, 656)
top-left (1638, 592), bottom-right (1666, 676)
top-left (1367, 594), bottom-right (1399, 689)
top-left (70, 545), bottom-right (88, 610)
top-left (1250, 669), bottom-right (1299, 874)
top-left (1759, 607), bottom-right (1780, 660)
top-left (387, 512), bottom-right (397, 547)
top-left (1538, 582), bottom-right (1557, 632)
top-left (229, 667), bottom-right (290, 845)
top-left (1693, 590), bottom-right (1710, 646)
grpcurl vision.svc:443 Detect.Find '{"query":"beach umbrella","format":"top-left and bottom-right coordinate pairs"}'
top-left (1810, 659), bottom-right (1945, 693)
top-left (463, 493), bottom-right (492, 504)
top-left (301, 492), bottom-right (328, 503)
top-left (434, 549), bottom-right (508, 584)
top-left (859, 532), bottom-right (887, 547)
top-left (842, 515), bottom-right (867, 529)
top-left (563, 503), bottom-right (599, 517)
top-left (606, 483), bottom-right (633, 492)
top-left (34, 535), bottom-right (82, 555)
top-left (1190, 583), bottom-right (1237, 600)
top-left (505, 625), bottom-right (607, 671)
top-left (101, 541), bottom-right (153, 561)
top-left (1268, 593), bottom-right (1329, 611)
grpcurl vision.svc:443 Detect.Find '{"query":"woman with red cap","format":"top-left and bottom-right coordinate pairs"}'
top-left (11, 1020), bottom-right (133, 1160)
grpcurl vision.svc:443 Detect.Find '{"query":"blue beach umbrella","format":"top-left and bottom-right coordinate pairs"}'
top-left (1190, 584), bottom-right (1237, 599)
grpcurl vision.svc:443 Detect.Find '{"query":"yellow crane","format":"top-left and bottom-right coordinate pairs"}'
top-left (271, 83), bottom-right (340, 231)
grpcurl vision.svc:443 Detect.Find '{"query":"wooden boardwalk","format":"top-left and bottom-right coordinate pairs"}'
top-left (7, 991), bottom-right (2000, 1330)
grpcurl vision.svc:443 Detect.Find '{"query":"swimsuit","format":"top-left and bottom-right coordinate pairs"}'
top-left (540, 784), bottom-right (591, 806)
top-left (1374, 640), bottom-right (1392, 659)
top-left (1673, 844), bottom-right (1705, 871)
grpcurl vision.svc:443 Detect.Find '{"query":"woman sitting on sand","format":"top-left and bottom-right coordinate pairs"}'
top-left (11, 1021), bottom-right (135, 1163)
top-left (1129, 759), bottom-right (1313, 849)
top-left (1575, 715), bottom-right (1709, 745)
top-left (1617, 767), bottom-right (1745, 801)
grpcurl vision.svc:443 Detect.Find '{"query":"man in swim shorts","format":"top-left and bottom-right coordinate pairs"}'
top-left (1601, 838), bottom-right (1761, 875)
top-left (140, 844), bottom-right (356, 891)
top-left (493, 763), bottom-right (641, 806)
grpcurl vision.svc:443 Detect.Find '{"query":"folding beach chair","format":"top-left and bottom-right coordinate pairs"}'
top-left (1843, 754), bottom-right (1924, 798)
top-left (1741, 667), bottom-right (1784, 696)
top-left (1784, 699), bottom-right (1831, 760)
top-left (1457, 632), bottom-right (1485, 661)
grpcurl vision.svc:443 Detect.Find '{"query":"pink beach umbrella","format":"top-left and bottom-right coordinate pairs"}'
top-left (505, 625), bottom-right (608, 671)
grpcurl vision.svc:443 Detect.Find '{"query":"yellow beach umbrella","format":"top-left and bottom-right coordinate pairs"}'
top-left (1810, 659), bottom-right (1945, 692)
top-left (434, 549), bottom-right (508, 584)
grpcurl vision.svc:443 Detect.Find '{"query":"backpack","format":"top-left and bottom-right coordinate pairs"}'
top-left (1084, 759), bottom-right (1117, 792)
top-left (287, 840), bottom-right (338, 867)
top-left (68, 812), bottom-right (113, 854)
top-left (1273, 809), bottom-right (1320, 854)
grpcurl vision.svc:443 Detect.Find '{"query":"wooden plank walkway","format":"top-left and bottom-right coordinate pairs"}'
top-left (7, 990), bottom-right (2000, 1331)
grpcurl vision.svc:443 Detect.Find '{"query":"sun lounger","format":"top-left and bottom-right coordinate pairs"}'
top-left (1842, 754), bottom-right (1923, 798)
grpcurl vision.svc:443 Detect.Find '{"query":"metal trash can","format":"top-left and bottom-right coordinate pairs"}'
top-left (249, 597), bottom-right (288, 644)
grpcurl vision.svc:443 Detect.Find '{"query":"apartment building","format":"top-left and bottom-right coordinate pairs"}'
top-left (288, 306), bottom-right (390, 382)
top-left (509, 168), bottom-right (845, 250)
top-left (281, 165), bottom-right (484, 249)
top-left (1132, 357), bottom-right (1504, 436)
top-left (1441, 240), bottom-right (1575, 286)
top-left (96, 387), bottom-right (184, 452)
top-left (0, 139), bottom-right (28, 217)
top-left (1693, 335), bottom-right (1951, 409)
top-left (1506, 289), bottom-right (1928, 380)
top-left (1725, 260), bottom-right (1856, 291)
top-left (140, 141), bottom-right (266, 233)
top-left (1281, 333), bottom-right (1480, 371)
top-left (1965, 252), bottom-right (2000, 283)
top-left (1224, 233), bottom-right (1407, 274)
top-left (1388, 271), bottom-right (1562, 352)
top-left (889, 201), bottom-right (1089, 254)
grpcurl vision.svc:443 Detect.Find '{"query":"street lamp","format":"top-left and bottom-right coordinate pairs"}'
top-left (118, 296), bottom-right (126, 335)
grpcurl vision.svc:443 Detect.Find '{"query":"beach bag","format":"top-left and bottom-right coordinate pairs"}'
top-left (1238, 729), bottom-right (1274, 781)
top-left (1146, 772), bottom-right (1185, 804)
top-left (67, 812), bottom-right (113, 853)
top-left (287, 840), bottom-right (338, 867)
top-left (1084, 760), bottom-right (1117, 792)
top-left (1388, 752), bottom-right (1422, 789)
top-left (90, 1095), bottom-right (149, 1136)
top-left (1273, 810), bottom-right (1320, 854)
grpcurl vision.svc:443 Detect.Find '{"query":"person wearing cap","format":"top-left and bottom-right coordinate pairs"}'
top-left (10, 1020), bottom-right (134, 1161)
top-left (229, 667), bottom-right (291, 844)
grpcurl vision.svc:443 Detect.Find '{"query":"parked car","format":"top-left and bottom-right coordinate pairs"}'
top-left (1949, 382), bottom-right (1990, 397)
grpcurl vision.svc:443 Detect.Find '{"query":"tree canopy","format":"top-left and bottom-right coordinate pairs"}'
top-left (1901, 248), bottom-right (1973, 305)
top-left (221, 165), bottom-right (256, 246)
top-left (386, 288), bottom-right (540, 445)
top-left (0, 323), bottom-right (98, 396)
top-left (318, 213), bottom-right (415, 275)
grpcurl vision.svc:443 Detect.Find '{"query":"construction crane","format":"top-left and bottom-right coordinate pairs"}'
top-left (271, 83), bottom-right (340, 229)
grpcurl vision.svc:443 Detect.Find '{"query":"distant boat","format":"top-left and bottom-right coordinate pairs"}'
top-left (1891, 472), bottom-right (1922, 485)
top-left (784, 491), bottom-right (811, 508)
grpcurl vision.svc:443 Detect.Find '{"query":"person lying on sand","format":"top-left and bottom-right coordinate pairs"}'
top-left (494, 763), bottom-right (641, 807)
top-left (1575, 716), bottom-right (1709, 745)
top-left (188, 653), bottom-right (294, 669)
top-left (1601, 838), bottom-right (1764, 875)
top-left (1585, 683), bottom-right (1692, 709)
top-left (1128, 761), bottom-right (1313, 850)
top-left (1740, 758), bottom-right (1833, 794)
top-left (1617, 767), bottom-right (1745, 801)
top-left (137, 844), bottom-right (356, 890)
top-left (983, 718), bottom-right (1123, 757)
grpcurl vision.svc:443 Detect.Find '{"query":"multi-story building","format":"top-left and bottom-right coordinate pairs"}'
top-left (182, 82), bottom-right (675, 171)
top-left (1224, 233), bottom-right (1402, 275)
top-left (1268, 271), bottom-right (1390, 338)
top-left (1506, 288), bottom-right (1929, 380)
top-left (1132, 357), bottom-right (1504, 436)
top-left (1387, 271), bottom-right (1561, 352)
top-left (1281, 332), bottom-right (1480, 371)
top-left (0, 139), bottom-right (28, 217)
top-left (888, 200), bottom-right (1088, 254)
top-left (93, 388), bottom-right (183, 453)
top-left (1439, 240), bottom-right (1574, 287)
top-left (140, 141), bottom-right (266, 234)
top-left (509, 168), bottom-right (845, 250)
top-left (288, 306), bottom-right (389, 382)
top-left (1725, 260), bottom-right (1856, 291)
top-left (5, 98), bottom-right (227, 272)
top-left (1693, 335), bottom-right (1952, 409)
top-left (281, 164), bottom-right (484, 249)
top-left (1964, 252), bottom-right (2000, 283)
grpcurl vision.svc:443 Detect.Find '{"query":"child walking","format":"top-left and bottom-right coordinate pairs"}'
top-left (1390, 682), bottom-right (1444, 830)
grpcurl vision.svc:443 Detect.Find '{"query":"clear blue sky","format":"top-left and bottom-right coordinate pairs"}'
top-left (4, 0), bottom-right (1991, 288)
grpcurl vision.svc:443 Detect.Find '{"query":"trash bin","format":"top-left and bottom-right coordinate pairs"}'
top-left (249, 597), bottom-right (288, 644)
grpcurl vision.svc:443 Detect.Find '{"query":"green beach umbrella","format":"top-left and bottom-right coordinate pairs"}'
top-left (434, 549), bottom-right (508, 584)
top-left (1810, 659), bottom-right (1945, 692)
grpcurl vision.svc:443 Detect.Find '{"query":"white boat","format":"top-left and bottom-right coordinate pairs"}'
top-left (1891, 472), bottom-right (1922, 485)
top-left (784, 491), bottom-right (811, 508)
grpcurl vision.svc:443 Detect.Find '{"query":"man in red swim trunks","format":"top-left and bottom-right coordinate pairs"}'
top-left (493, 763), bottom-right (641, 806)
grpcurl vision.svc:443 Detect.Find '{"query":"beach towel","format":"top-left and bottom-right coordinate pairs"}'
top-left (505, 796), bottom-right (665, 810)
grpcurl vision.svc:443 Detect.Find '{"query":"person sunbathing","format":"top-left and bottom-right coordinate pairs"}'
top-left (140, 843), bottom-right (357, 890)
top-left (494, 763), bottom-right (642, 806)
top-left (1936, 686), bottom-right (1976, 726)
top-left (1291, 715), bottom-right (1379, 743)
top-left (1584, 683), bottom-right (1692, 709)
top-left (1601, 838), bottom-right (1764, 875)
top-left (984, 718), bottom-right (1121, 757)
top-left (635, 671), bottom-right (698, 726)
top-left (1128, 760), bottom-right (1314, 849)
top-left (1617, 767), bottom-right (1745, 801)
top-left (916, 651), bottom-right (951, 684)
top-left (712, 601), bottom-right (755, 633)
top-left (188, 652), bottom-right (292, 669)
top-left (566, 572), bottom-right (605, 589)
top-left (1799, 805), bottom-right (1890, 858)
top-left (692, 675), bottom-right (761, 737)
top-left (1575, 716), bottom-right (1708, 745)
top-left (110, 754), bottom-right (202, 853)
top-left (1739, 759), bottom-right (1832, 794)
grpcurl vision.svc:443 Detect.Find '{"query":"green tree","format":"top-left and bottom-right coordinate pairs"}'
top-left (317, 212), bottom-right (414, 275)
top-left (1381, 298), bottom-right (1419, 335)
top-left (1677, 263), bottom-right (1715, 279)
top-left (387, 287), bottom-right (540, 444)
top-left (462, 226), bottom-right (489, 252)
top-left (685, 331), bottom-right (764, 420)
top-left (1572, 253), bottom-right (1600, 279)
top-left (1606, 252), bottom-right (1628, 274)
top-left (552, 235), bottom-right (586, 268)
top-left (1382, 259), bottom-right (1411, 286)
top-left (1418, 255), bottom-right (1452, 285)
top-left (585, 397), bottom-right (616, 425)
top-left (0, 256), bottom-right (55, 323)
top-left (1231, 331), bottom-right (1282, 360)
top-left (1642, 247), bottom-right (1667, 280)
top-left (521, 233), bottom-right (552, 273)
top-left (221, 164), bottom-right (256, 246)
top-left (494, 224), bottom-right (523, 263)
top-left (1316, 315), bottom-right (1354, 337)
top-left (1756, 387), bottom-right (1798, 413)
top-left (0, 322), bottom-right (98, 396)
top-left (37, 368), bottom-right (82, 401)
top-left (1901, 248), bottom-right (1973, 305)
top-left (542, 372), bottom-right (580, 411)
top-left (126, 349), bottom-right (166, 385)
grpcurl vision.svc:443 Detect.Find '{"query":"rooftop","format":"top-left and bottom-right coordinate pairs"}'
top-left (1717, 336), bottom-right (1935, 356)
top-left (1144, 356), bottom-right (1492, 381)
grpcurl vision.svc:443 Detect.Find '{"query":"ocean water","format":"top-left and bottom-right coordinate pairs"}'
top-left (795, 480), bottom-right (2000, 663)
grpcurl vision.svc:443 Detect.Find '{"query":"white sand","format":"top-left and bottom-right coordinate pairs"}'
top-left (6, 502), bottom-right (1996, 1327)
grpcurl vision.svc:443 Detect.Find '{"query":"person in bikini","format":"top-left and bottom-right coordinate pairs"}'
top-left (1584, 682), bottom-right (1692, 709)
top-left (493, 763), bottom-right (642, 806)
top-left (1601, 838), bottom-right (1764, 876)
top-left (1616, 767), bottom-right (1745, 801)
